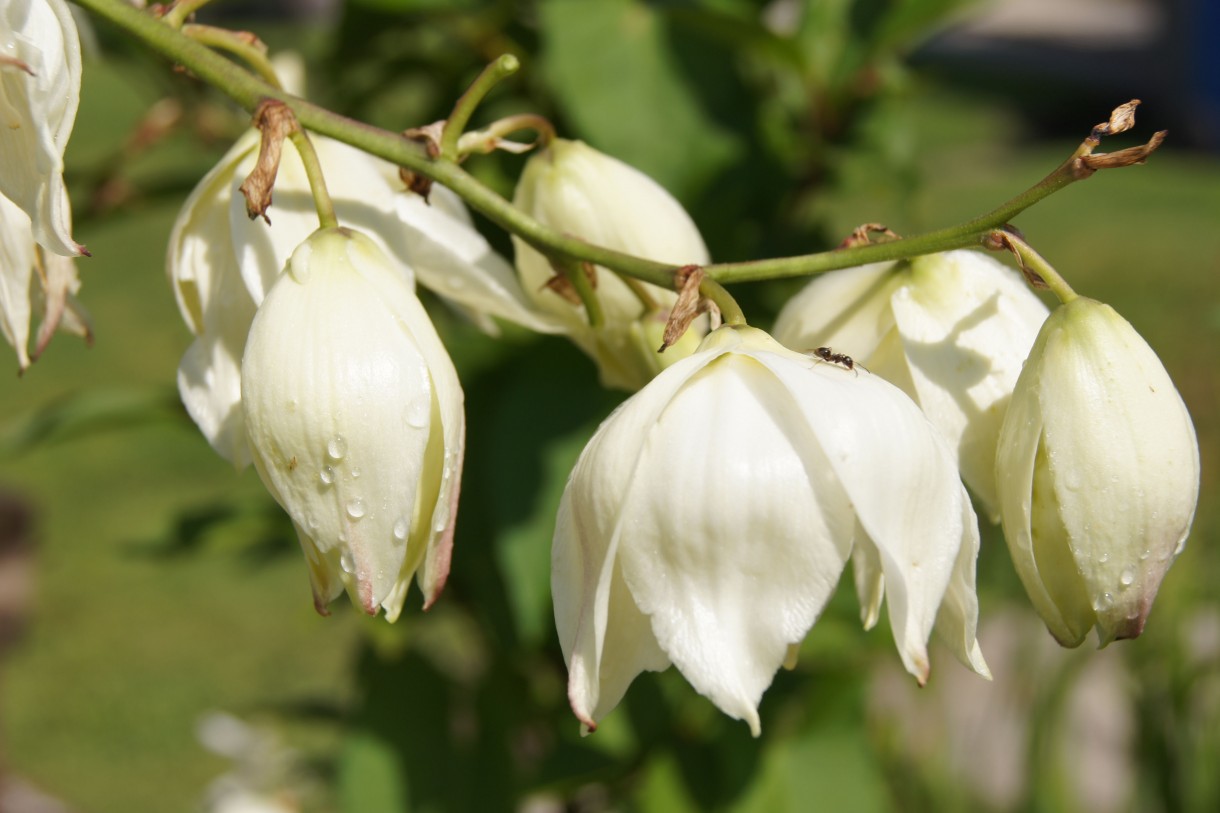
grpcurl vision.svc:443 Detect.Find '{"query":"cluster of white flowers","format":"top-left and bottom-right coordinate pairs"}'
top-left (5, 6), bottom-right (1200, 736)
top-left (0, 0), bottom-right (90, 372)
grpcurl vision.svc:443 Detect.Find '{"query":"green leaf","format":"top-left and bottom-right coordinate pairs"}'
top-left (537, 0), bottom-right (742, 200)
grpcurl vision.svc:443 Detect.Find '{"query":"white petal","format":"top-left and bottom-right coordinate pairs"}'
top-left (555, 340), bottom-right (729, 730)
top-left (231, 136), bottom-right (409, 304)
top-left (614, 350), bottom-right (856, 735)
top-left (764, 349), bottom-right (967, 683)
top-left (385, 185), bottom-right (565, 334)
top-left (890, 251), bottom-right (1048, 518)
top-left (0, 194), bottom-right (35, 369)
top-left (933, 487), bottom-right (991, 677)
top-left (995, 327), bottom-right (1085, 645)
top-left (0, 0), bottom-right (82, 256)
top-left (168, 132), bottom-right (259, 466)
top-left (771, 261), bottom-right (899, 359)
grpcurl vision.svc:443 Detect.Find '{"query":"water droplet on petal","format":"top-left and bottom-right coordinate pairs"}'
top-left (320, 466), bottom-right (335, 485)
top-left (351, 468), bottom-right (361, 479)
top-left (340, 551), bottom-right (355, 573)
top-left (346, 498), bottom-right (366, 519)
top-left (406, 397), bottom-right (429, 429)
top-left (1119, 568), bottom-right (1136, 588)
top-left (393, 518), bottom-right (409, 541)
top-left (1139, 549), bottom-right (1151, 561)
top-left (1098, 552), bottom-right (1110, 564)
top-left (1092, 592), bottom-right (1115, 612)
top-left (327, 436), bottom-right (347, 460)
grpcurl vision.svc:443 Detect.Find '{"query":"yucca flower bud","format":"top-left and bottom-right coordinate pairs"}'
top-left (512, 138), bottom-right (710, 390)
top-left (0, 0), bottom-right (83, 256)
top-left (553, 325), bottom-right (988, 736)
top-left (996, 297), bottom-right (1199, 647)
top-left (773, 250), bottom-right (1050, 519)
top-left (241, 228), bottom-right (464, 620)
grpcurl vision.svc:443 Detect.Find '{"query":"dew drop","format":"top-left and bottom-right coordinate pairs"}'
top-left (351, 468), bottom-right (361, 479)
top-left (346, 498), bottom-right (366, 519)
top-left (433, 513), bottom-right (448, 533)
top-left (442, 466), bottom-right (452, 482)
top-left (320, 466), bottom-right (335, 485)
top-left (393, 518), bottom-right (409, 541)
top-left (1139, 548), bottom-right (1151, 561)
top-left (327, 435), bottom-right (347, 460)
top-left (1098, 552), bottom-right (1110, 564)
top-left (1119, 568), bottom-right (1136, 588)
top-left (406, 397), bottom-right (429, 429)
top-left (1092, 592), bottom-right (1115, 612)
top-left (340, 551), bottom-right (355, 573)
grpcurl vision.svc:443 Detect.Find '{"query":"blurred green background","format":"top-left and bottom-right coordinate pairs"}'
top-left (1, 0), bottom-right (1218, 811)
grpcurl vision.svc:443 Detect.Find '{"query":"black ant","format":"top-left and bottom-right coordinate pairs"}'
top-left (809, 346), bottom-right (867, 375)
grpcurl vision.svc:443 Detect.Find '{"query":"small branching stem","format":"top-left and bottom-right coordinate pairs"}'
top-left (289, 131), bottom-right (338, 230)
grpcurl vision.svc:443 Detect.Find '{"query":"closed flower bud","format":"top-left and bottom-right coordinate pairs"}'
top-left (241, 228), bottom-right (464, 620)
top-left (773, 250), bottom-right (1050, 519)
top-left (996, 297), bottom-right (1199, 647)
top-left (512, 139), bottom-right (710, 390)
top-left (0, 0), bottom-right (83, 256)
top-left (554, 325), bottom-right (988, 736)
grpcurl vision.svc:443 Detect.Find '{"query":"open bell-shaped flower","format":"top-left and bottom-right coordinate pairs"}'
top-left (773, 250), bottom-right (1050, 519)
top-left (241, 227), bottom-right (464, 620)
top-left (169, 129), bottom-right (552, 466)
top-left (0, 0), bottom-right (83, 257)
top-left (512, 138), bottom-right (710, 390)
top-left (553, 325), bottom-right (989, 736)
top-left (996, 297), bottom-right (1199, 647)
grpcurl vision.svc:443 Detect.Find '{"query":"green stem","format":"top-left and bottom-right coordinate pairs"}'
top-left (700, 277), bottom-right (746, 326)
top-left (992, 230), bottom-right (1078, 303)
top-left (563, 261), bottom-right (604, 328)
top-left (440, 54), bottom-right (520, 162)
top-left (182, 24), bottom-right (283, 89)
top-left (162, 0), bottom-right (212, 28)
top-left (288, 130), bottom-right (338, 230)
top-left (73, 0), bottom-right (1109, 296)
top-left (703, 156), bottom-right (1080, 284)
top-left (456, 113), bottom-right (556, 156)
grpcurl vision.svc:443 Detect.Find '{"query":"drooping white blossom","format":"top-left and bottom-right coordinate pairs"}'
top-left (553, 325), bottom-right (988, 736)
top-left (513, 138), bottom-right (711, 390)
top-left (773, 250), bottom-right (1050, 519)
top-left (169, 131), bottom-right (552, 466)
top-left (242, 227), bottom-right (464, 620)
top-left (996, 297), bottom-right (1199, 647)
top-left (0, 0), bottom-right (83, 257)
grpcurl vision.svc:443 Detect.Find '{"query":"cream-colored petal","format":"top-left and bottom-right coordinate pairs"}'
top-left (771, 261), bottom-right (900, 360)
top-left (386, 185), bottom-right (564, 334)
top-left (767, 347), bottom-right (967, 684)
top-left (891, 251), bottom-right (1048, 519)
top-left (0, 0), bottom-right (82, 256)
top-left (614, 351), bottom-right (855, 735)
top-left (0, 194), bottom-right (35, 369)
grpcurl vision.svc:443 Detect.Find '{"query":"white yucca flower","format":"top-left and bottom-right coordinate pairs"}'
top-left (996, 297), bottom-right (1199, 647)
top-left (0, 0), bottom-right (83, 256)
top-left (553, 325), bottom-right (989, 736)
top-left (169, 130), bottom-right (551, 466)
top-left (242, 228), bottom-right (463, 620)
top-left (512, 138), bottom-right (710, 390)
top-left (773, 250), bottom-right (1050, 520)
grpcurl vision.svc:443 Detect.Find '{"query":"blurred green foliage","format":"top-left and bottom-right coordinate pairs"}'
top-left (1, 1), bottom-right (1218, 812)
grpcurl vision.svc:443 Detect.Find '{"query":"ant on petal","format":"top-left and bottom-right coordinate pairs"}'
top-left (809, 346), bottom-right (868, 375)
